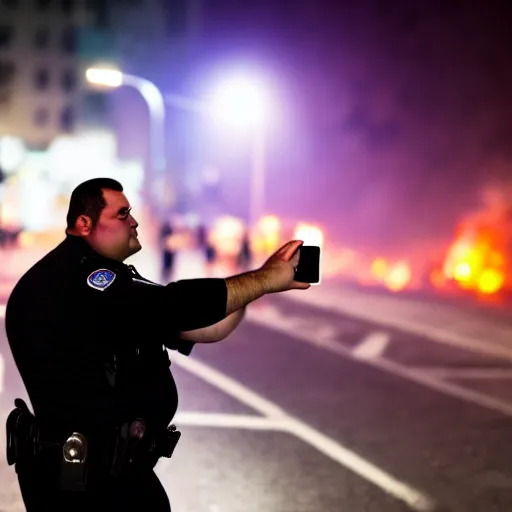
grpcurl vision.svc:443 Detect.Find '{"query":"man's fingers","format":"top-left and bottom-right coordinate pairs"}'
top-left (290, 249), bottom-right (300, 268)
top-left (292, 281), bottom-right (311, 290)
top-left (280, 240), bottom-right (304, 262)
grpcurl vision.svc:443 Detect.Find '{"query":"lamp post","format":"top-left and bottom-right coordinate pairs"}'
top-left (85, 68), bottom-right (167, 212)
top-left (207, 74), bottom-right (270, 227)
top-left (86, 67), bottom-right (273, 226)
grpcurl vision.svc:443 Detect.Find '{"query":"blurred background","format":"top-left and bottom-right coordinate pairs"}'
top-left (4, 2), bottom-right (512, 511)
top-left (1, 0), bottom-right (512, 301)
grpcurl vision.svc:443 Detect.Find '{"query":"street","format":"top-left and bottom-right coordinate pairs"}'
top-left (3, 0), bottom-right (512, 509)
top-left (3, 276), bottom-right (512, 511)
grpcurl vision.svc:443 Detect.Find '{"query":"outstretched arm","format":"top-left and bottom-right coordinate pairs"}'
top-left (175, 239), bottom-right (309, 342)
top-left (179, 307), bottom-right (246, 343)
top-left (224, 240), bottom-right (309, 315)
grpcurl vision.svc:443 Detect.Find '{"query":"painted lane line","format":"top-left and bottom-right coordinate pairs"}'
top-left (284, 290), bottom-right (512, 363)
top-left (171, 353), bottom-right (288, 419)
top-left (172, 353), bottom-right (436, 512)
top-left (246, 305), bottom-right (512, 417)
top-left (353, 332), bottom-right (390, 360)
top-left (414, 367), bottom-right (512, 380)
top-left (174, 412), bottom-right (288, 430)
top-left (287, 420), bottom-right (435, 512)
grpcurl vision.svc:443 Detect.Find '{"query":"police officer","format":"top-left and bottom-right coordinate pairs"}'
top-left (5, 178), bottom-right (309, 511)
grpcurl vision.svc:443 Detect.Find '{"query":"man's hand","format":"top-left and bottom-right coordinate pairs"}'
top-left (225, 240), bottom-right (310, 316)
top-left (257, 240), bottom-right (311, 294)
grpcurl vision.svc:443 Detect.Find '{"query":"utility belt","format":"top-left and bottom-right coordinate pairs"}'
top-left (5, 398), bottom-right (181, 492)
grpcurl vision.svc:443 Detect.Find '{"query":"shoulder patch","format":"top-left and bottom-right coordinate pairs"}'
top-left (87, 269), bottom-right (116, 291)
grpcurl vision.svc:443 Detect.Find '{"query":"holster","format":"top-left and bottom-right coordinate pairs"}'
top-left (6, 398), bottom-right (40, 472)
top-left (6, 399), bottom-right (182, 488)
top-left (109, 419), bottom-right (181, 478)
top-left (6, 398), bottom-right (89, 490)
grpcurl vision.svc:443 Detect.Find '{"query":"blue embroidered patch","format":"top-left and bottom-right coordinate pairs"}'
top-left (87, 269), bottom-right (116, 291)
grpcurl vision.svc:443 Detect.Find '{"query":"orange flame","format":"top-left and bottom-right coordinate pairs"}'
top-left (384, 261), bottom-right (411, 292)
top-left (442, 222), bottom-right (506, 296)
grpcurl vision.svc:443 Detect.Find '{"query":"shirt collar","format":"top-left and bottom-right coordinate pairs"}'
top-left (63, 234), bottom-right (128, 271)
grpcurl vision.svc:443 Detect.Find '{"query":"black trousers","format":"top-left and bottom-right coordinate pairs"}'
top-left (17, 452), bottom-right (171, 512)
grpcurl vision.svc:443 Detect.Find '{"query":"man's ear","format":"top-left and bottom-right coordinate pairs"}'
top-left (75, 215), bottom-right (93, 236)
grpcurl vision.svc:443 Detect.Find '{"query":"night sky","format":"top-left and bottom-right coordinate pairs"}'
top-left (193, 0), bottom-right (512, 252)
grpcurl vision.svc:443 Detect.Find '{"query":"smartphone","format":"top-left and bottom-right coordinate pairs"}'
top-left (294, 245), bottom-right (321, 284)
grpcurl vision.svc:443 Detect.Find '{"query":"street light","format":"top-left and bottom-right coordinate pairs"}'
top-left (85, 67), bottom-right (167, 211)
top-left (165, 74), bottom-right (271, 227)
top-left (208, 75), bottom-right (270, 228)
top-left (86, 67), bottom-right (272, 226)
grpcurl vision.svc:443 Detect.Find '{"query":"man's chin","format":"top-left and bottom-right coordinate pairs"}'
top-left (129, 240), bottom-right (142, 254)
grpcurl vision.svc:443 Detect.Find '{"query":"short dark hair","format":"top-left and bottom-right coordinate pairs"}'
top-left (66, 178), bottom-right (123, 230)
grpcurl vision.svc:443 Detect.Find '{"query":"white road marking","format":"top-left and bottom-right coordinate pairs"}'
top-left (174, 412), bottom-right (288, 430)
top-left (353, 332), bottom-right (390, 359)
top-left (172, 354), bottom-right (288, 418)
top-left (414, 367), bottom-right (512, 380)
top-left (0, 352), bottom-right (4, 394)
top-left (315, 324), bottom-right (338, 341)
top-left (172, 353), bottom-right (436, 512)
top-left (246, 305), bottom-right (512, 417)
top-left (285, 289), bottom-right (512, 363)
top-left (287, 421), bottom-right (434, 512)
top-left (0, 304), bottom-right (5, 318)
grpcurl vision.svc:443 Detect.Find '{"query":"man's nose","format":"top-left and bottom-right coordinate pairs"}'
top-left (129, 215), bottom-right (138, 228)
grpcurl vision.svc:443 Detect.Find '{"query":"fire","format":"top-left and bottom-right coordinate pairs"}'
top-left (384, 261), bottom-right (411, 292)
top-left (477, 268), bottom-right (505, 295)
top-left (453, 261), bottom-right (472, 284)
top-left (429, 268), bottom-right (446, 288)
top-left (371, 258), bottom-right (388, 279)
top-left (369, 257), bottom-right (412, 291)
top-left (442, 222), bottom-right (506, 296)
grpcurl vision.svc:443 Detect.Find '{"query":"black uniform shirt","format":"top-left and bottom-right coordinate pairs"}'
top-left (6, 234), bottom-right (227, 435)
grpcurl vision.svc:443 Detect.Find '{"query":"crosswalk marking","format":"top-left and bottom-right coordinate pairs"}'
top-left (246, 303), bottom-right (512, 417)
top-left (353, 332), bottom-right (390, 359)
top-left (172, 352), bottom-right (436, 512)
top-left (414, 367), bottom-right (512, 380)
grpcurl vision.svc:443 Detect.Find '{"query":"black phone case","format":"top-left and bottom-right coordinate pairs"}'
top-left (294, 246), bottom-right (321, 283)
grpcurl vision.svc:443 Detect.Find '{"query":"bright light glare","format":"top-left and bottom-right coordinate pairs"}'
top-left (209, 75), bottom-right (270, 128)
top-left (210, 215), bottom-right (245, 257)
top-left (86, 68), bottom-right (123, 88)
top-left (477, 268), bottom-right (505, 295)
top-left (259, 215), bottom-right (281, 236)
top-left (384, 261), bottom-right (411, 292)
top-left (0, 136), bottom-right (26, 173)
top-left (453, 261), bottom-right (472, 282)
top-left (256, 215), bottom-right (281, 255)
top-left (371, 258), bottom-right (388, 280)
top-left (293, 223), bottom-right (324, 247)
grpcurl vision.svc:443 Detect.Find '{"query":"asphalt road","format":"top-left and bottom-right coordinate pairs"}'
top-left (2, 293), bottom-right (512, 512)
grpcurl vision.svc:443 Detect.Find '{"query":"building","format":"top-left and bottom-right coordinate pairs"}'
top-left (0, 0), bottom-right (199, 139)
top-left (0, 0), bottom-right (205, 224)
top-left (0, 0), bottom-right (96, 148)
